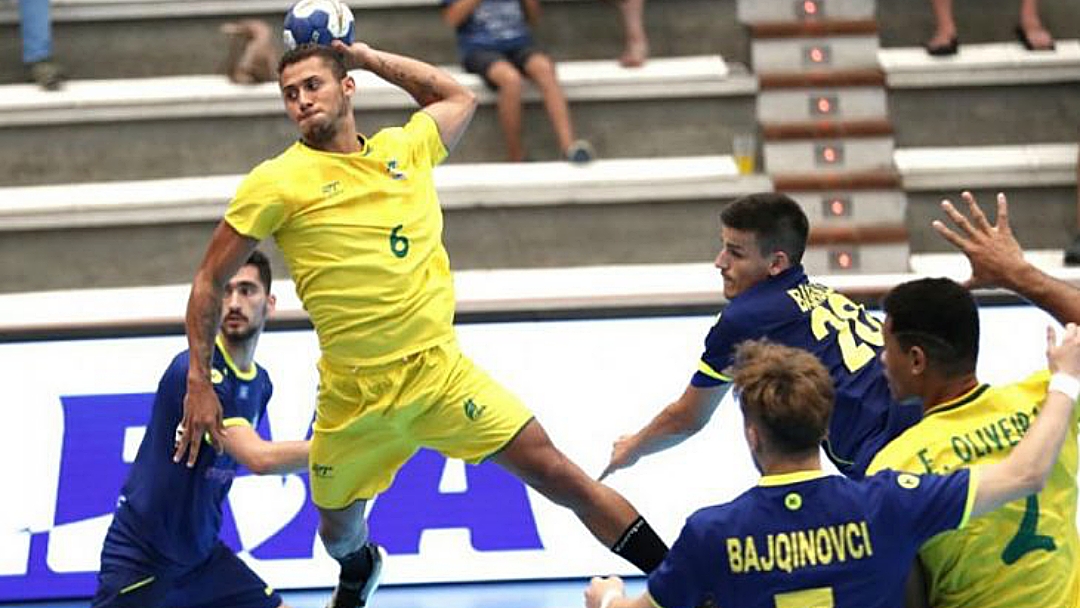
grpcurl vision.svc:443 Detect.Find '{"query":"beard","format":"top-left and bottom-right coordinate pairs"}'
top-left (301, 94), bottom-right (351, 149)
top-left (221, 323), bottom-right (258, 343)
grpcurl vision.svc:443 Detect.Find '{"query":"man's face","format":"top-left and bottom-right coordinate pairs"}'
top-left (714, 226), bottom-right (776, 299)
top-left (880, 317), bottom-right (918, 400)
top-left (220, 265), bottom-right (274, 342)
top-left (279, 56), bottom-right (354, 144)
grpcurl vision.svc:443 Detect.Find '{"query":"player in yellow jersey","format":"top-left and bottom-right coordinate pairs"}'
top-left (867, 191), bottom-right (1080, 608)
top-left (173, 42), bottom-right (668, 608)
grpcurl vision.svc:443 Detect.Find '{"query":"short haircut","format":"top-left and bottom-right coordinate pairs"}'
top-left (720, 193), bottom-right (809, 264)
top-left (731, 340), bottom-right (833, 455)
top-left (278, 43), bottom-right (348, 80)
top-left (881, 278), bottom-right (979, 377)
top-left (244, 250), bottom-right (272, 294)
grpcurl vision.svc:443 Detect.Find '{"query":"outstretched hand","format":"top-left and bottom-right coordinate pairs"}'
top-left (331, 40), bottom-right (375, 71)
top-left (931, 191), bottom-right (1027, 290)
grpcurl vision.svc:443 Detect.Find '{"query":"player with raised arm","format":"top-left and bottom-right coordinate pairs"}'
top-left (602, 193), bottom-right (922, 480)
top-left (586, 327), bottom-right (1080, 608)
top-left (92, 251), bottom-right (309, 608)
top-left (866, 191), bottom-right (1080, 608)
top-left (173, 41), bottom-right (668, 608)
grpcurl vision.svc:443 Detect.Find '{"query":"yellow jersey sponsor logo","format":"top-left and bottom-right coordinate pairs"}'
top-left (210, 369), bottom-right (225, 385)
top-left (785, 492), bottom-right (803, 511)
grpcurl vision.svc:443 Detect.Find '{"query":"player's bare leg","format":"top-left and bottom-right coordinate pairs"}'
top-left (490, 419), bottom-right (667, 572)
top-left (485, 60), bottom-right (526, 162)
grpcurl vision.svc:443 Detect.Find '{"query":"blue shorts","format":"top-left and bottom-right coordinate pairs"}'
top-left (91, 542), bottom-right (282, 608)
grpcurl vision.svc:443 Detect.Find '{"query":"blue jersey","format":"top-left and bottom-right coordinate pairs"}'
top-left (693, 266), bottom-right (921, 476)
top-left (106, 338), bottom-right (272, 570)
top-left (648, 469), bottom-right (977, 608)
top-left (443, 0), bottom-right (532, 55)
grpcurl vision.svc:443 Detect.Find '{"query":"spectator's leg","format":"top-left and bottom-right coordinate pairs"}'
top-left (19, 0), bottom-right (63, 90)
top-left (522, 53), bottom-right (575, 155)
top-left (926, 0), bottom-right (958, 52)
top-left (616, 0), bottom-right (648, 68)
top-left (1017, 0), bottom-right (1054, 51)
top-left (18, 0), bottom-right (51, 64)
top-left (486, 61), bottom-right (527, 162)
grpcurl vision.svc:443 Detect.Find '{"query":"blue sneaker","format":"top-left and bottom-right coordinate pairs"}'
top-left (326, 542), bottom-right (385, 608)
top-left (566, 139), bottom-right (595, 164)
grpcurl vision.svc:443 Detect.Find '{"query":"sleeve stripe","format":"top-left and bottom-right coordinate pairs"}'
top-left (223, 417), bottom-right (252, 429)
top-left (958, 466), bottom-right (980, 529)
top-left (646, 591), bottom-right (665, 608)
top-left (697, 360), bottom-right (731, 382)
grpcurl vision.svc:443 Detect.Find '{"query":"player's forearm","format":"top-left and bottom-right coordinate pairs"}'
top-left (1006, 264), bottom-right (1080, 326)
top-left (186, 270), bottom-right (225, 386)
top-left (442, 0), bottom-right (483, 27)
top-left (633, 402), bottom-right (709, 457)
top-left (251, 440), bottom-right (310, 475)
top-left (973, 389), bottom-right (1076, 516)
top-left (364, 48), bottom-right (473, 108)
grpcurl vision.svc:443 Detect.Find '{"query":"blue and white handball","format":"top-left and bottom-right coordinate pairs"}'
top-left (283, 0), bottom-right (355, 50)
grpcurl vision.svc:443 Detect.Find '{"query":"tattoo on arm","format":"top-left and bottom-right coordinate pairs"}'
top-left (373, 53), bottom-right (459, 107)
top-left (188, 277), bottom-right (224, 380)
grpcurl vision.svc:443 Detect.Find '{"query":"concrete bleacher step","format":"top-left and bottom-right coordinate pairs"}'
top-left (762, 120), bottom-right (896, 173)
top-left (750, 21), bottom-right (881, 72)
top-left (757, 83), bottom-right (889, 123)
top-left (1, 143), bottom-right (1075, 293)
top-left (0, 56), bottom-right (758, 186)
top-left (0, 0), bottom-right (735, 82)
top-left (738, 0), bottom-right (876, 24)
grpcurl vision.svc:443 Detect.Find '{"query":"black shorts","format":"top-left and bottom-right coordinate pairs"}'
top-left (462, 45), bottom-right (542, 90)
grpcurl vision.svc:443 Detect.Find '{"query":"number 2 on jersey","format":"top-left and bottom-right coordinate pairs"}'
top-left (1002, 494), bottom-right (1056, 565)
top-left (810, 292), bottom-right (883, 373)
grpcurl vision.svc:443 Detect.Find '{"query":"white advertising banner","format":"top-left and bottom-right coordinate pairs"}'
top-left (0, 306), bottom-right (1070, 601)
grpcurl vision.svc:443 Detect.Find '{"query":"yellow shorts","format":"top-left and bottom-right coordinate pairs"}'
top-left (309, 340), bottom-right (534, 509)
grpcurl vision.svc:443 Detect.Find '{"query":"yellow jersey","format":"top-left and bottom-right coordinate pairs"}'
top-left (224, 111), bottom-right (454, 365)
top-left (867, 370), bottom-right (1080, 608)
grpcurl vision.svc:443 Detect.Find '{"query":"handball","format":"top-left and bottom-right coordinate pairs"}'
top-left (283, 0), bottom-right (355, 50)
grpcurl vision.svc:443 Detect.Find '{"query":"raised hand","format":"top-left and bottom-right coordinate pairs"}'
top-left (931, 191), bottom-right (1027, 290)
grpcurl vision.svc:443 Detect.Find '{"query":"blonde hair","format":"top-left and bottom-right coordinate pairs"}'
top-left (731, 340), bottom-right (834, 454)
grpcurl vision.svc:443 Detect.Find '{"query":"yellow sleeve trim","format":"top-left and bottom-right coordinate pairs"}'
top-left (958, 466), bottom-right (980, 529)
top-left (223, 417), bottom-right (252, 429)
top-left (646, 591), bottom-right (665, 608)
top-left (119, 576), bottom-right (155, 595)
top-left (697, 360), bottom-right (731, 382)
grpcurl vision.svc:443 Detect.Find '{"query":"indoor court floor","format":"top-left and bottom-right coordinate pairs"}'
top-left (3, 577), bottom-right (649, 608)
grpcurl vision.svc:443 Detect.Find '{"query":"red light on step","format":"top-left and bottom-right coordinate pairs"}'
top-left (809, 47), bottom-right (826, 63)
top-left (829, 199), bottom-right (846, 216)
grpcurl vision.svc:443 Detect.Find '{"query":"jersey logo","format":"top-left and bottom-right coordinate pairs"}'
top-left (897, 473), bottom-right (920, 489)
top-left (311, 463), bottom-right (334, 478)
top-left (211, 369), bottom-right (225, 385)
top-left (784, 492), bottom-right (803, 511)
top-left (463, 398), bottom-right (486, 421)
top-left (322, 180), bottom-right (342, 197)
top-left (238, 385), bottom-right (249, 400)
top-left (387, 159), bottom-right (407, 181)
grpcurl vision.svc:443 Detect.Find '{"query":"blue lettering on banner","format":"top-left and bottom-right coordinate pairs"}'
top-left (0, 393), bottom-right (543, 602)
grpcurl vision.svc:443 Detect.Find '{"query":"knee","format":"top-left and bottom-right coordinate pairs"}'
top-left (492, 70), bottom-right (524, 96)
top-left (319, 516), bottom-right (366, 559)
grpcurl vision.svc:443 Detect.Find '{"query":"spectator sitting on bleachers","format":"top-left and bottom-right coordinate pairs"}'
top-left (220, 19), bottom-right (278, 84)
top-left (442, 0), bottom-right (594, 164)
top-left (17, 0), bottom-right (63, 90)
top-left (925, 0), bottom-right (1054, 56)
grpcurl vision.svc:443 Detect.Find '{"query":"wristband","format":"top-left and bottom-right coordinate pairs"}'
top-left (1049, 373), bottom-right (1080, 402)
top-left (599, 589), bottom-right (621, 608)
